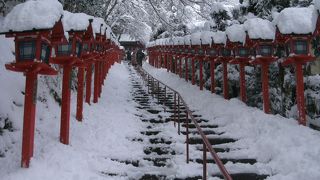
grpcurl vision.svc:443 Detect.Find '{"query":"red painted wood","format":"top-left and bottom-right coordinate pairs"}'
top-left (239, 63), bottom-right (247, 103)
top-left (223, 62), bottom-right (229, 99)
top-left (93, 62), bottom-right (100, 103)
top-left (261, 63), bottom-right (270, 114)
top-left (76, 67), bottom-right (85, 121)
top-left (85, 64), bottom-right (93, 104)
top-left (60, 65), bottom-right (72, 145)
top-left (199, 60), bottom-right (203, 90)
top-left (21, 72), bottom-right (37, 168)
top-left (192, 58), bottom-right (195, 85)
top-left (179, 58), bottom-right (182, 78)
top-left (185, 58), bottom-right (188, 81)
top-left (210, 60), bottom-right (215, 93)
top-left (296, 63), bottom-right (306, 125)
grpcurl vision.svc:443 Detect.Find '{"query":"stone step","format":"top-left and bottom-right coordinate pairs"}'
top-left (193, 158), bottom-right (257, 165)
top-left (188, 137), bottom-right (236, 145)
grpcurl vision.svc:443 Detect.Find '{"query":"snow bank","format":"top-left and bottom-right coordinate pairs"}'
top-left (143, 63), bottom-right (320, 180)
top-left (62, 11), bottom-right (93, 32)
top-left (274, 6), bottom-right (318, 34)
top-left (244, 18), bottom-right (275, 40)
top-left (226, 24), bottom-right (246, 43)
top-left (0, 0), bottom-right (63, 33)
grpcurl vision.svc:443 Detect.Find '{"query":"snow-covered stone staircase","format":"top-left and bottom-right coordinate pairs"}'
top-left (102, 64), bottom-right (269, 179)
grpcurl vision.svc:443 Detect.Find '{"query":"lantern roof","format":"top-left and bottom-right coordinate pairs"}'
top-left (226, 24), bottom-right (246, 44)
top-left (190, 32), bottom-right (202, 45)
top-left (184, 35), bottom-right (192, 45)
top-left (273, 6), bottom-right (317, 35)
top-left (199, 31), bottom-right (215, 45)
top-left (212, 31), bottom-right (226, 45)
top-left (92, 17), bottom-right (108, 36)
top-left (0, 0), bottom-right (63, 33)
top-left (62, 11), bottom-right (93, 32)
top-left (244, 18), bottom-right (275, 40)
top-left (172, 36), bottom-right (185, 45)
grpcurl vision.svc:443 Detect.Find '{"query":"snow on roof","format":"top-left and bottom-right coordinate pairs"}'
top-left (62, 11), bottom-right (93, 32)
top-left (226, 24), bottom-right (246, 43)
top-left (199, 31), bottom-right (214, 45)
top-left (183, 35), bottom-right (191, 46)
top-left (119, 34), bottom-right (137, 42)
top-left (190, 32), bottom-right (202, 45)
top-left (212, 31), bottom-right (226, 45)
top-left (244, 18), bottom-right (275, 40)
top-left (0, 0), bottom-right (63, 33)
top-left (172, 36), bottom-right (185, 45)
top-left (92, 17), bottom-right (107, 35)
top-left (274, 6), bottom-right (318, 35)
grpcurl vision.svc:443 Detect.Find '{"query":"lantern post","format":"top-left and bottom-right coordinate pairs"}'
top-left (206, 37), bottom-right (221, 94)
top-left (229, 41), bottom-right (250, 103)
top-left (216, 43), bottom-right (233, 99)
top-left (276, 28), bottom-right (314, 125)
top-left (1, 1), bottom-right (61, 167)
top-left (50, 19), bottom-right (88, 145)
top-left (196, 40), bottom-right (206, 90)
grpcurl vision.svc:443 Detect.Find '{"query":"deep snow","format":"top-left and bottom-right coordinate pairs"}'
top-left (143, 63), bottom-right (320, 180)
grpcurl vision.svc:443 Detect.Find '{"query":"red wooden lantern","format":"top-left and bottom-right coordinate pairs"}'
top-left (205, 31), bottom-right (226, 94)
top-left (216, 37), bottom-right (234, 100)
top-left (0, 0), bottom-right (62, 167)
top-left (244, 18), bottom-right (276, 113)
top-left (50, 17), bottom-right (88, 145)
top-left (61, 12), bottom-right (95, 121)
top-left (275, 7), bottom-right (316, 125)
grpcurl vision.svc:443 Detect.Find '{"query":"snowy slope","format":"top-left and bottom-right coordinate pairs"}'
top-left (143, 63), bottom-right (320, 180)
top-left (0, 35), bottom-right (144, 179)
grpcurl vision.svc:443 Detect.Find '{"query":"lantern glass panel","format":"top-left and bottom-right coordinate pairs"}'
top-left (198, 49), bottom-right (204, 55)
top-left (83, 43), bottom-right (89, 52)
top-left (19, 41), bottom-right (36, 61)
top-left (208, 49), bottom-right (216, 56)
top-left (40, 43), bottom-right (50, 64)
top-left (221, 48), bottom-right (231, 57)
top-left (57, 43), bottom-right (72, 56)
top-left (259, 45), bottom-right (272, 56)
top-left (285, 43), bottom-right (291, 56)
top-left (76, 41), bottom-right (82, 57)
top-left (294, 40), bottom-right (308, 55)
top-left (184, 49), bottom-right (189, 53)
top-left (191, 49), bottom-right (195, 54)
top-left (238, 48), bottom-right (248, 57)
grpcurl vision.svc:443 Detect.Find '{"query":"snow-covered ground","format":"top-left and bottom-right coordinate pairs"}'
top-left (143, 63), bottom-right (320, 180)
top-left (0, 34), bottom-right (145, 179)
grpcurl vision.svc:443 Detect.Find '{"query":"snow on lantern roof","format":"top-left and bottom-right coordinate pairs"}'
top-left (172, 36), bottom-right (185, 45)
top-left (199, 31), bottom-right (215, 45)
top-left (226, 24), bottom-right (246, 44)
top-left (92, 17), bottom-right (107, 35)
top-left (274, 6), bottom-right (318, 35)
top-left (243, 18), bottom-right (275, 40)
top-left (190, 32), bottom-right (202, 45)
top-left (212, 31), bottom-right (226, 45)
top-left (0, 0), bottom-right (63, 33)
top-left (184, 35), bottom-right (192, 46)
top-left (62, 11), bottom-right (93, 32)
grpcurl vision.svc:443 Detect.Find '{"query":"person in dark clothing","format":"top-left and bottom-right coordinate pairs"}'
top-left (126, 50), bottom-right (132, 61)
top-left (136, 49), bottom-right (145, 66)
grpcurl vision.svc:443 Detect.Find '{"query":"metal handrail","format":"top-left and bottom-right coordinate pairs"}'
top-left (136, 66), bottom-right (232, 180)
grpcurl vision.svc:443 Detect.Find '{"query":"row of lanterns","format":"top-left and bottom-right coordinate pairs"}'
top-left (1, 1), bottom-right (124, 168)
top-left (147, 6), bottom-right (320, 128)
